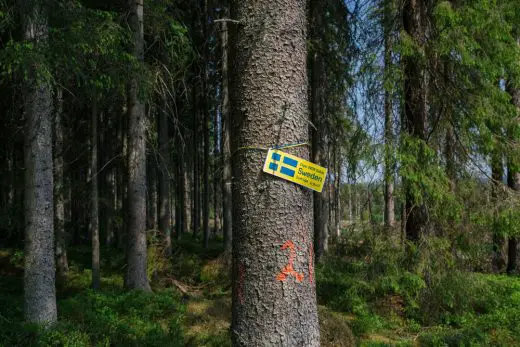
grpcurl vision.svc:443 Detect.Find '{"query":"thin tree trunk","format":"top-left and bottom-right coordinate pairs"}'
top-left (158, 109), bottom-right (172, 255)
top-left (506, 80), bottom-right (520, 274)
top-left (403, 0), bottom-right (428, 242)
top-left (311, 0), bottom-right (328, 262)
top-left (334, 150), bottom-right (341, 236)
top-left (91, 101), bottom-right (100, 290)
top-left (213, 107), bottom-right (221, 236)
top-left (147, 155), bottom-right (158, 232)
top-left (491, 153), bottom-right (505, 273)
top-left (202, 0), bottom-right (210, 249)
top-left (507, 161), bottom-right (518, 274)
top-left (125, 0), bottom-right (151, 291)
top-left (54, 88), bottom-right (69, 279)
top-left (192, 87), bottom-right (200, 238)
top-left (383, 0), bottom-right (395, 229)
top-left (220, 5), bottom-right (233, 253)
top-left (230, 0), bottom-right (320, 344)
top-left (183, 163), bottom-right (190, 234)
top-left (21, 0), bottom-right (57, 324)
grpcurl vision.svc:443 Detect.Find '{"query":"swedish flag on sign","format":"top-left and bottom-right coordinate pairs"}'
top-left (267, 151), bottom-right (298, 177)
top-left (263, 148), bottom-right (328, 192)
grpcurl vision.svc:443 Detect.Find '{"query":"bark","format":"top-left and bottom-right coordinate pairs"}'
top-left (21, 0), bottom-right (57, 324)
top-left (158, 110), bottom-right (172, 255)
top-left (491, 153), bottom-right (505, 273)
top-left (125, 0), bottom-right (151, 291)
top-left (220, 5), bottom-right (233, 253)
top-left (403, 0), bottom-right (428, 242)
top-left (383, 0), bottom-right (395, 228)
top-left (230, 0), bottom-right (320, 345)
top-left (54, 88), bottom-right (68, 278)
top-left (91, 101), bottom-right (100, 290)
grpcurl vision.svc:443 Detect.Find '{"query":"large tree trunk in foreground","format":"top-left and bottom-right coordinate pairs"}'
top-left (403, 0), bottom-right (428, 242)
top-left (21, 0), bottom-right (57, 324)
top-left (230, 0), bottom-right (320, 345)
top-left (220, 6), bottom-right (233, 253)
top-left (91, 102), bottom-right (100, 290)
top-left (54, 88), bottom-right (69, 279)
top-left (125, 0), bottom-right (151, 291)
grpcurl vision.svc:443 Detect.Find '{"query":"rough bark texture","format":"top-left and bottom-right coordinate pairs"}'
top-left (54, 88), bottom-right (69, 278)
top-left (91, 103), bottom-right (100, 290)
top-left (403, 0), bottom-right (428, 242)
top-left (21, 0), bottom-right (57, 325)
top-left (125, 0), bottom-right (151, 291)
top-left (230, 0), bottom-right (320, 345)
top-left (383, 0), bottom-right (395, 228)
top-left (158, 110), bottom-right (172, 255)
top-left (310, 0), bottom-right (329, 262)
top-left (220, 6), bottom-right (233, 253)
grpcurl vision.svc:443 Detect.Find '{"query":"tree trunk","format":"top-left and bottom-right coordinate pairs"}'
top-left (183, 164), bottom-right (190, 234)
top-left (230, 0), bottom-right (320, 344)
top-left (192, 88), bottom-right (200, 238)
top-left (54, 88), bottom-right (69, 279)
top-left (158, 110), bottom-right (172, 255)
top-left (383, 0), bottom-right (395, 229)
top-left (91, 101), bottom-right (100, 290)
top-left (491, 153), bottom-right (505, 273)
top-left (310, 0), bottom-right (328, 262)
top-left (403, 0), bottom-right (428, 242)
top-left (220, 6), bottom-right (233, 253)
top-left (21, 0), bottom-right (57, 324)
top-left (213, 105), bottom-right (221, 236)
top-left (202, 0), bottom-right (210, 249)
top-left (506, 80), bottom-right (520, 274)
top-left (147, 155), bottom-right (158, 232)
top-left (334, 150), bottom-right (341, 236)
top-left (125, 0), bottom-right (151, 291)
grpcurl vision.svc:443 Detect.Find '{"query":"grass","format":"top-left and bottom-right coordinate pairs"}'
top-left (1, 233), bottom-right (520, 346)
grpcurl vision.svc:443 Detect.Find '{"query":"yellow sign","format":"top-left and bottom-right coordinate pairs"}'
top-left (262, 149), bottom-right (327, 193)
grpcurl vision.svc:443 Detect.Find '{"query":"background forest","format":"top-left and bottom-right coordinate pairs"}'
top-left (1, 0), bottom-right (520, 346)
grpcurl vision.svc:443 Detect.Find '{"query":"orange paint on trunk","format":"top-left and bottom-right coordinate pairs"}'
top-left (276, 240), bottom-right (304, 282)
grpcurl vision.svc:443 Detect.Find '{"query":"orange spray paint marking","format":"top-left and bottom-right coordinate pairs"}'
top-left (276, 240), bottom-right (305, 282)
top-left (308, 243), bottom-right (314, 284)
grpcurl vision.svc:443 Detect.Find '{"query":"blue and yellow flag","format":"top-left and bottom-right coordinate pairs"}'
top-left (263, 149), bottom-right (327, 193)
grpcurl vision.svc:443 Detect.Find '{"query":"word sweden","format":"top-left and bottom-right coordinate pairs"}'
top-left (262, 149), bottom-right (327, 192)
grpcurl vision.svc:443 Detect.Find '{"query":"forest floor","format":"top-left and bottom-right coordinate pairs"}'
top-left (1, 235), bottom-right (519, 346)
